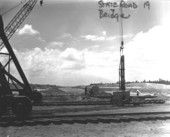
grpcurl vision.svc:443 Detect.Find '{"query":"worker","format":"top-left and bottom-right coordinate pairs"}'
top-left (40, 0), bottom-right (43, 6)
top-left (136, 89), bottom-right (140, 96)
top-left (84, 86), bottom-right (87, 96)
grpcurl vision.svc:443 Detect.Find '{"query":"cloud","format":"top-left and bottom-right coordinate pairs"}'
top-left (59, 48), bottom-right (84, 61)
top-left (10, 45), bottom-right (119, 85)
top-left (125, 17), bottom-right (170, 82)
top-left (48, 41), bottom-right (64, 48)
top-left (59, 33), bottom-right (73, 39)
top-left (81, 34), bottom-right (116, 41)
top-left (17, 24), bottom-right (40, 35)
top-left (9, 21), bottom-right (170, 85)
top-left (14, 47), bottom-right (85, 82)
top-left (37, 37), bottom-right (46, 43)
top-left (81, 35), bottom-right (104, 41)
top-left (57, 33), bottom-right (80, 47)
top-left (102, 31), bottom-right (106, 36)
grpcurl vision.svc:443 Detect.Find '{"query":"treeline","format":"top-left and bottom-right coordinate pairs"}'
top-left (126, 79), bottom-right (170, 85)
top-left (91, 79), bottom-right (170, 85)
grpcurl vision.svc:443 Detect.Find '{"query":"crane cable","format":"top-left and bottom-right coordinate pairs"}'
top-left (120, 2), bottom-right (124, 56)
top-left (0, 0), bottom-right (27, 17)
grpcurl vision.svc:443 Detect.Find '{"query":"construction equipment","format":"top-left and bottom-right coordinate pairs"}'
top-left (110, 3), bottom-right (158, 106)
top-left (0, 16), bottom-right (32, 117)
top-left (83, 1), bottom-right (165, 106)
top-left (0, 0), bottom-right (42, 103)
top-left (0, 0), bottom-right (43, 116)
top-left (110, 4), bottom-right (165, 106)
top-left (85, 85), bottom-right (100, 96)
top-left (109, 3), bottom-right (129, 106)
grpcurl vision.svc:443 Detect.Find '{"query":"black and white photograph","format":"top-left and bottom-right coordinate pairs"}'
top-left (0, 0), bottom-right (170, 137)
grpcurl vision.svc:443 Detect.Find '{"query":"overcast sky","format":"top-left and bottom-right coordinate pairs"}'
top-left (0, 0), bottom-right (170, 86)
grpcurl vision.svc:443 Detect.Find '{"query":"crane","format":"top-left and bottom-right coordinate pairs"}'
top-left (0, 0), bottom-right (43, 116)
top-left (110, 1), bottom-right (127, 106)
top-left (0, 15), bottom-right (33, 117)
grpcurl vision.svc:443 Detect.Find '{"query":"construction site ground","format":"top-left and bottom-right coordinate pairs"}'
top-left (1, 101), bottom-right (170, 137)
top-left (1, 120), bottom-right (170, 137)
top-left (33, 101), bottom-right (170, 115)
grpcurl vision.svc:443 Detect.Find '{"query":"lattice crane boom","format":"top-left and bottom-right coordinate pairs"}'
top-left (0, 0), bottom-right (39, 50)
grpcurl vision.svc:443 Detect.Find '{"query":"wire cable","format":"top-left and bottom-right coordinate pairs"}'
top-left (119, 1), bottom-right (124, 56)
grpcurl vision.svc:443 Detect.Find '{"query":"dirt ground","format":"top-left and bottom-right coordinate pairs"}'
top-left (1, 120), bottom-right (170, 137)
top-left (1, 83), bottom-right (170, 137)
top-left (1, 102), bottom-right (170, 137)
